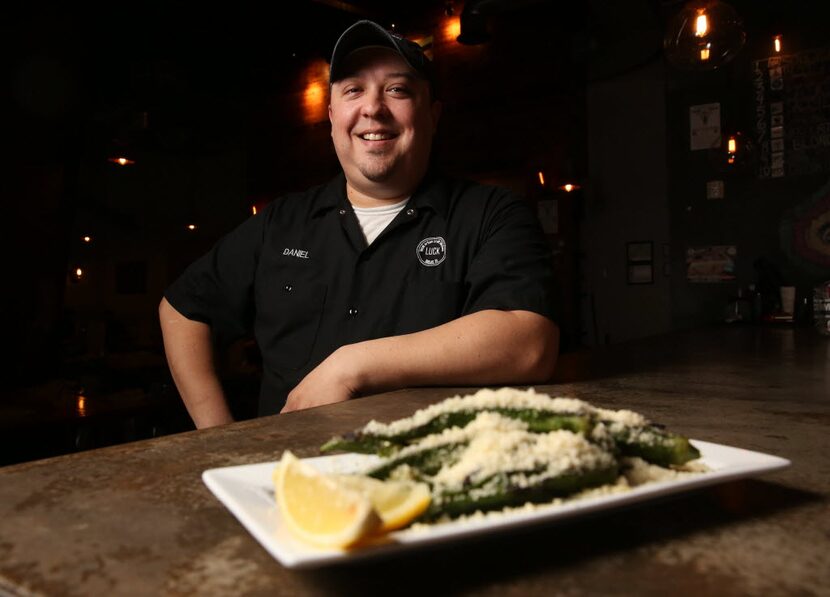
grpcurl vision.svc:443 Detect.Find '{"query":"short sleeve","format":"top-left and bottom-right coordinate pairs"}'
top-left (462, 190), bottom-right (557, 322)
top-left (164, 210), bottom-right (268, 340)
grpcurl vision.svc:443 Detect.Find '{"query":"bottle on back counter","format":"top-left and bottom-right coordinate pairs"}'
top-left (814, 281), bottom-right (830, 336)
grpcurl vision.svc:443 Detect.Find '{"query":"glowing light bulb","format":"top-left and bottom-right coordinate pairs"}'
top-left (75, 268), bottom-right (83, 278)
top-left (774, 35), bottom-right (782, 53)
top-left (695, 12), bottom-right (708, 37)
top-left (252, 206), bottom-right (257, 215)
top-left (82, 236), bottom-right (91, 243)
top-left (107, 156), bottom-right (135, 166)
top-left (727, 135), bottom-right (737, 164)
top-left (187, 224), bottom-right (197, 231)
top-left (664, 1), bottom-right (745, 71)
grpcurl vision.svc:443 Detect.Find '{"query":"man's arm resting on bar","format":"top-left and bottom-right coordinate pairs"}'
top-left (281, 309), bottom-right (559, 413)
top-left (159, 297), bottom-right (234, 429)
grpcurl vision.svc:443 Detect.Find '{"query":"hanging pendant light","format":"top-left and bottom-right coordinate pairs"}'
top-left (664, 1), bottom-right (746, 70)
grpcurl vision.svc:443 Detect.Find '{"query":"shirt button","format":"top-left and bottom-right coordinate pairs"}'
top-left (284, 284), bottom-right (293, 292)
top-left (339, 209), bottom-right (347, 215)
top-left (347, 307), bottom-right (359, 318)
top-left (406, 208), bottom-right (416, 216)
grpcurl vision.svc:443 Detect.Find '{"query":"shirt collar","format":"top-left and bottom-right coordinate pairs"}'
top-left (310, 172), bottom-right (349, 218)
top-left (408, 170), bottom-right (449, 220)
top-left (310, 169), bottom-right (449, 220)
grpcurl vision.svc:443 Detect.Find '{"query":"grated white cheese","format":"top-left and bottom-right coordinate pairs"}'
top-left (594, 407), bottom-right (649, 427)
top-left (362, 388), bottom-right (594, 437)
top-left (383, 411), bottom-right (528, 462)
top-left (406, 458), bottom-right (710, 532)
top-left (351, 388), bottom-right (706, 530)
top-left (362, 387), bottom-right (651, 439)
top-left (431, 426), bottom-right (616, 491)
top-left (622, 457), bottom-right (709, 485)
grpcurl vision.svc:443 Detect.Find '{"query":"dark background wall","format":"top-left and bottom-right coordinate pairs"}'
top-left (584, 0), bottom-right (830, 343)
top-left (665, 4), bottom-right (830, 330)
top-left (1, 0), bottom-right (828, 465)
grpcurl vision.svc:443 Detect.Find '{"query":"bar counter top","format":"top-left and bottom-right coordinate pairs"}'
top-left (1, 325), bottom-right (828, 596)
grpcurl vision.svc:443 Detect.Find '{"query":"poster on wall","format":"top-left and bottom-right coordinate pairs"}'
top-left (686, 245), bottom-right (737, 282)
top-left (689, 103), bottom-right (722, 150)
top-left (753, 47), bottom-right (830, 179)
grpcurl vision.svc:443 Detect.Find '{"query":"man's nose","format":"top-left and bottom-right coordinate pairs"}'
top-left (360, 90), bottom-right (389, 118)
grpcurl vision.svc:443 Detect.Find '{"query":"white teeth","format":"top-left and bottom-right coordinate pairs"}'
top-left (361, 133), bottom-right (392, 140)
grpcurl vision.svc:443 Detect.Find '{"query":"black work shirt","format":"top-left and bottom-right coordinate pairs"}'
top-left (164, 171), bottom-right (556, 414)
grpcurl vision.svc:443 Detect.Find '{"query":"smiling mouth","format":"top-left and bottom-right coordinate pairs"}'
top-left (359, 132), bottom-right (397, 141)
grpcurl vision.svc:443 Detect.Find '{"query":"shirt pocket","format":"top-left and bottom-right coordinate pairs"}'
top-left (255, 277), bottom-right (327, 370)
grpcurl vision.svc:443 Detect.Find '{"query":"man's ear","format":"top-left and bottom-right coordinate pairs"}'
top-left (431, 101), bottom-right (442, 132)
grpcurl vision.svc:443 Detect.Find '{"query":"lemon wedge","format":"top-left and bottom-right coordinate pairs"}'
top-left (335, 474), bottom-right (431, 531)
top-left (273, 451), bottom-right (380, 548)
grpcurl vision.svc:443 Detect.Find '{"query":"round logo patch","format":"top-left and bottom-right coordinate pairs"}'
top-left (416, 236), bottom-right (447, 267)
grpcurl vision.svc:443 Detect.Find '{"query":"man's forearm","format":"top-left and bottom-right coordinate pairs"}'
top-left (159, 298), bottom-right (234, 429)
top-left (347, 309), bottom-right (559, 392)
top-left (282, 309), bottom-right (559, 412)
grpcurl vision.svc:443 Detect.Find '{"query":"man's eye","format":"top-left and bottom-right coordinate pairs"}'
top-left (344, 87), bottom-right (361, 95)
top-left (388, 86), bottom-right (411, 95)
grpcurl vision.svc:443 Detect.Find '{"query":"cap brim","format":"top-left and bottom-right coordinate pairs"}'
top-left (329, 20), bottom-right (411, 83)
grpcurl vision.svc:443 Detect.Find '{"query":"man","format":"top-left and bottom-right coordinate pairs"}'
top-left (159, 20), bottom-right (559, 428)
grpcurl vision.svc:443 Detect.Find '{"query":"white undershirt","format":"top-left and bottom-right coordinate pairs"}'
top-left (351, 198), bottom-right (409, 245)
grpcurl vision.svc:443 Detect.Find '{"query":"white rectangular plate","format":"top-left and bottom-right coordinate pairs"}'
top-left (202, 440), bottom-right (790, 569)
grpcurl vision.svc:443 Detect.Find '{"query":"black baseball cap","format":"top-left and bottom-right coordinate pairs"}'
top-left (329, 20), bottom-right (434, 88)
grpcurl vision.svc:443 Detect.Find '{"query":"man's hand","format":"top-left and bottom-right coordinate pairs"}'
top-left (280, 347), bottom-right (361, 413)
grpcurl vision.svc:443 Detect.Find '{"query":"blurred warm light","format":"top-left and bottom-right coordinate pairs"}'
top-left (75, 267), bottom-right (83, 278)
top-left (560, 183), bottom-right (581, 192)
top-left (694, 12), bottom-right (708, 37)
top-left (537, 171), bottom-right (545, 186)
top-left (410, 34), bottom-right (434, 60)
top-left (727, 135), bottom-right (737, 164)
top-left (82, 235), bottom-right (92, 243)
top-left (252, 205), bottom-right (257, 215)
top-left (187, 224), bottom-right (197, 231)
top-left (302, 60), bottom-right (329, 124)
top-left (304, 82), bottom-right (324, 109)
top-left (774, 35), bottom-right (782, 53)
top-left (76, 395), bottom-right (87, 417)
top-left (444, 16), bottom-right (461, 42)
top-left (107, 156), bottom-right (135, 166)
top-left (700, 46), bottom-right (710, 61)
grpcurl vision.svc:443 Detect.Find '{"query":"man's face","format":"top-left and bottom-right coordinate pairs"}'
top-left (329, 47), bottom-right (440, 201)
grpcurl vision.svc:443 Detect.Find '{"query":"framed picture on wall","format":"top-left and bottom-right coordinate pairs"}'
top-left (627, 241), bottom-right (653, 285)
top-left (628, 264), bottom-right (654, 284)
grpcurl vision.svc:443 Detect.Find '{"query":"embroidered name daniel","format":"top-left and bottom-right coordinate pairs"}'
top-left (283, 248), bottom-right (309, 259)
